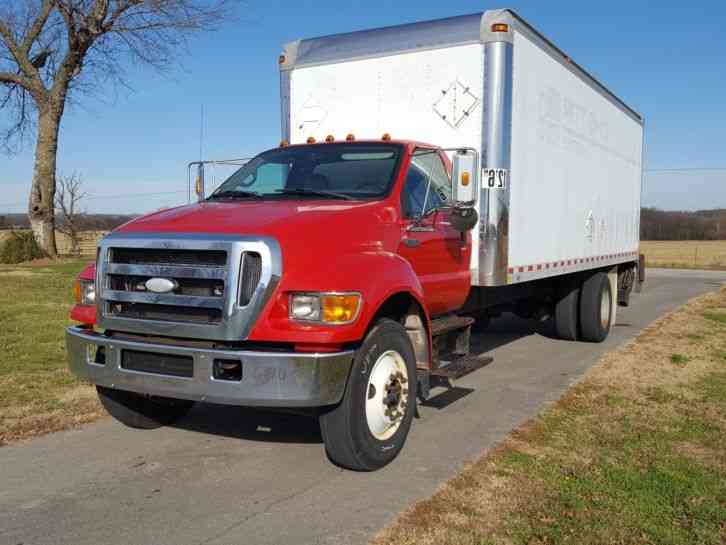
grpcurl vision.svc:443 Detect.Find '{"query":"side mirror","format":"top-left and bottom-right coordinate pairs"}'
top-left (451, 149), bottom-right (478, 204)
top-left (194, 163), bottom-right (205, 201)
top-left (450, 149), bottom-right (479, 231)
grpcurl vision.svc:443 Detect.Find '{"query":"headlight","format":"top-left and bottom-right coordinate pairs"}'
top-left (74, 279), bottom-right (96, 306)
top-left (290, 292), bottom-right (361, 324)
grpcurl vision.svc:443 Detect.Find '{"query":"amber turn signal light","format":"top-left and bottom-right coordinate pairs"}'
top-left (491, 23), bottom-right (509, 33)
top-left (73, 280), bottom-right (82, 304)
top-left (321, 294), bottom-right (361, 324)
top-left (461, 171), bottom-right (470, 186)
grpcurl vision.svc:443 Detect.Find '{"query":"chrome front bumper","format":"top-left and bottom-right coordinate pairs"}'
top-left (66, 327), bottom-right (354, 407)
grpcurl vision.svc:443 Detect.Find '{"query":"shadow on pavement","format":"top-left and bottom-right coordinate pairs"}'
top-left (170, 313), bottom-right (548, 444)
top-left (172, 404), bottom-right (324, 444)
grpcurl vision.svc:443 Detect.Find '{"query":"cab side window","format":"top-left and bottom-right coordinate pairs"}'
top-left (401, 149), bottom-right (451, 218)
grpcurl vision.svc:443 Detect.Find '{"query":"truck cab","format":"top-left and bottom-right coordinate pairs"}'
top-left (67, 139), bottom-right (481, 470)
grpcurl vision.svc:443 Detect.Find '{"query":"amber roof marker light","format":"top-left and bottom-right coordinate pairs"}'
top-left (325, 134), bottom-right (335, 143)
top-left (491, 23), bottom-right (509, 33)
top-left (346, 133), bottom-right (355, 141)
top-left (306, 136), bottom-right (316, 144)
top-left (381, 133), bottom-right (391, 141)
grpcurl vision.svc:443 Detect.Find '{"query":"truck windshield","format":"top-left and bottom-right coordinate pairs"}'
top-left (209, 143), bottom-right (403, 200)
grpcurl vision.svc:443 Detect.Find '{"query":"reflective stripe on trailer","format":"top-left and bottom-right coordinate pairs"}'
top-left (507, 251), bottom-right (640, 283)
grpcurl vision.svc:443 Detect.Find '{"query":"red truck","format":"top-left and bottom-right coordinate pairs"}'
top-left (67, 10), bottom-right (644, 471)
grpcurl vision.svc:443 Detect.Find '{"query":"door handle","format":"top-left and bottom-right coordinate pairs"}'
top-left (402, 238), bottom-right (421, 248)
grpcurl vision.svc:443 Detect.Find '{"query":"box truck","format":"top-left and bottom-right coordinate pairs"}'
top-left (66, 9), bottom-right (644, 470)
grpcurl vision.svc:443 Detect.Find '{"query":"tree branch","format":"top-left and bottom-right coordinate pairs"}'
top-left (0, 18), bottom-right (41, 81)
top-left (0, 71), bottom-right (24, 86)
top-left (20, 0), bottom-right (55, 56)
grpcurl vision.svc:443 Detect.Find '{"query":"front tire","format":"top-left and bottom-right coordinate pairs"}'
top-left (579, 272), bottom-right (613, 342)
top-left (319, 318), bottom-right (417, 471)
top-left (97, 386), bottom-right (195, 429)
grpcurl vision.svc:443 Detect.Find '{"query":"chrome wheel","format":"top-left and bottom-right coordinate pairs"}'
top-left (365, 350), bottom-right (409, 440)
top-left (600, 284), bottom-right (612, 330)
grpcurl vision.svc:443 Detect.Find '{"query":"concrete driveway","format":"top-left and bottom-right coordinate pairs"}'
top-left (1, 268), bottom-right (724, 545)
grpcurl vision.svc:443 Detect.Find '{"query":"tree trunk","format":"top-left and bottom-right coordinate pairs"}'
top-left (28, 106), bottom-right (63, 257)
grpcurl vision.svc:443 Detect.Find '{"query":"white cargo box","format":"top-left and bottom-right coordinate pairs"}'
top-left (280, 9), bottom-right (643, 287)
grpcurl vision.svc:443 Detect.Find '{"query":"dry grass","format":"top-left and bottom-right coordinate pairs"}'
top-left (641, 240), bottom-right (726, 270)
top-left (0, 259), bottom-right (103, 446)
top-left (373, 288), bottom-right (726, 545)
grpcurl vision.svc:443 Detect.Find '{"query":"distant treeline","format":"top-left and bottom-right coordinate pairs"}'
top-left (641, 208), bottom-right (726, 241)
top-left (2, 209), bottom-right (726, 241)
top-left (0, 213), bottom-right (137, 231)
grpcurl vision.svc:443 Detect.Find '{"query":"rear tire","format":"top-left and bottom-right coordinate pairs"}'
top-left (97, 386), bottom-right (195, 429)
top-left (579, 272), bottom-right (613, 343)
top-left (554, 277), bottom-right (580, 341)
top-left (319, 318), bottom-right (417, 471)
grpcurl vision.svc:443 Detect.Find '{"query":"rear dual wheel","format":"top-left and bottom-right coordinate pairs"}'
top-left (554, 271), bottom-right (613, 343)
top-left (320, 318), bottom-right (417, 471)
top-left (580, 272), bottom-right (613, 343)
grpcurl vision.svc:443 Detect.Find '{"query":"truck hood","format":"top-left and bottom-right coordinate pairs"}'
top-left (118, 200), bottom-right (391, 237)
top-left (115, 200), bottom-right (400, 269)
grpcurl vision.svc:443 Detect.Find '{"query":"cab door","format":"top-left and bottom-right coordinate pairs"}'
top-left (398, 148), bottom-right (471, 316)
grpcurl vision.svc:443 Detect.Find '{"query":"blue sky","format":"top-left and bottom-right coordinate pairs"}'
top-left (2, 0), bottom-right (725, 214)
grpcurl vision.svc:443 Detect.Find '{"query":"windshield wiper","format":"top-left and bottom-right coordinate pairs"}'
top-left (207, 190), bottom-right (261, 200)
top-left (274, 188), bottom-right (356, 201)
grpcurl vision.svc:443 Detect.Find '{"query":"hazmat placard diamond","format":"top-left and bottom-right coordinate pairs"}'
top-left (433, 80), bottom-right (480, 128)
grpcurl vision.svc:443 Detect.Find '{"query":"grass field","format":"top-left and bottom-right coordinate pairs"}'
top-left (642, 240), bottom-right (726, 270)
top-left (0, 259), bottom-right (103, 445)
top-left (374, 287), bottom-right (726, 545)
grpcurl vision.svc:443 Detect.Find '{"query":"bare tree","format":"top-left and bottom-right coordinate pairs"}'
top-left (0, 1), bottom-right (231, 256)
top-left (55, 171), bottom-right (86, 255)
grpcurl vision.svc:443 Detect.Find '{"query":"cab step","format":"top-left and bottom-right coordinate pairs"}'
top-left (416, 355), bottom-right (493, 404)
top-left (430, 315), bottom-right (475, 337)
top-left (431, 314), bottom-right (474, 361)
top-left (430, 355), bottom-right (493, 380)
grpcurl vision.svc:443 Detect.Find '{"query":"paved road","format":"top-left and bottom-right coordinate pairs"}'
top-left (2, 269), bottom-right (724, 545)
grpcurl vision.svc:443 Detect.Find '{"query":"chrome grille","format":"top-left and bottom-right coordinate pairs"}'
top-left (96, 234), bottom-right (281, 341)
top-left (105, 247), bottom-right (228, 324)
top-left (111, 247), bottom-right (227, 267)
top-left (240, 252), bottom-right (262, 306)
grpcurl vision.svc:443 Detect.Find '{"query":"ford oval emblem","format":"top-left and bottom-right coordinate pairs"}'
top-left (145, 277), bottom-right (178, 294)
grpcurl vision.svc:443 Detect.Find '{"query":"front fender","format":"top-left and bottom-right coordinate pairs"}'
top-left (247, 251), bottom-right (427, 345)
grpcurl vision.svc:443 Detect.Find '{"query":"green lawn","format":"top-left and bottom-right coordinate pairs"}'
top-left (0, 259), bottom-right (103, 445)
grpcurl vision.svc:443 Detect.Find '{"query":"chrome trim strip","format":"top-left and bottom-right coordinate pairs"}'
top-left (66, 327), bottom-right (353, 407)
top-left (96, 233), bottom-right (282, 341)
top-left (104, 290), bottom-right (224, 309)
top-left (478, 40), bottom-right (513, 287)
top-left (106, 263), bottom-right (227, 280)
top-left (279, 69), bottom-right (291, 141)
